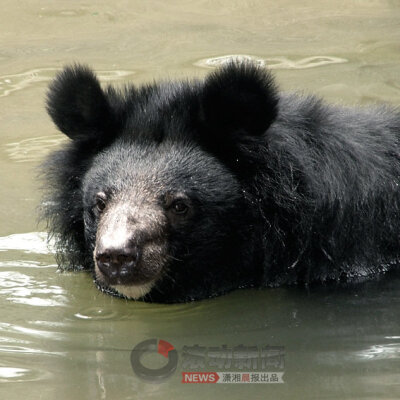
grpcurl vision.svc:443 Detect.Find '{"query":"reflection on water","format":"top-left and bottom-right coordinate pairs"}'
top-left (74, 308), bottom-right (119, 320)
top-left (195, 54), bottom-right (348, 69)
top-left (0, 260), bottom-right (56, 268)
top-left (0, 367), bottom-right (29, 378)
top-left (357, 343), bottom-right (400, 360)
top-left (4, 135), bottom-right (66, 163)
top-left (0, 232), bottom-right (54, 254)
top-left (1, 0), bottom-right (400, 398)
top-left (0, 270), bottom-right (67, 307)
top-left (0, 367), bottom-right (50, 383)
top-left (0, 68), bottom-right (135, 98)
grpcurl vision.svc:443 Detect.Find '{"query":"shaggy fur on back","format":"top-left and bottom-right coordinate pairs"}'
top-left (42, 62), bottom-right (400, 302)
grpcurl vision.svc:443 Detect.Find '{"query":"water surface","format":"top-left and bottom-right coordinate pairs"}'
top-left (1, 1), bottom-right (400, 399)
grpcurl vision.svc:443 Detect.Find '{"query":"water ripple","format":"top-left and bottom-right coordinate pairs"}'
top-left (356, 343), bottom-right (400, 360)
top-left (0, 232), bottom-right (54, 254)
top-left (0, 67), bottom-right (135, 98)
top-left (5, 135), bottom-right (66, 163)
top-left (195, 54), bottom-right (347, 70)
top-left (74, 307), bottom-right (119, 320)
top-left (0, 367), bottom-right (50, 383)
top-left (0, 271), bottom-right (67, 307)
top-left (0, 260), bottom-right (57, 269)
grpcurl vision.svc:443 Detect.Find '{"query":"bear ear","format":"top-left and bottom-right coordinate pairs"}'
top-left (46, 65), bottom-right (117, 141)
top-left (200, 62), bottom-right (279, 138)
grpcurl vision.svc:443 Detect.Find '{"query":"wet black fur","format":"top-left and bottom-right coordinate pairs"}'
top-left (42, 62), bottom-right (400, 302)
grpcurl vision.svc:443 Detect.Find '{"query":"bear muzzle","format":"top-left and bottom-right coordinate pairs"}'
top-left (95, 245), bottom-right (142, 285)
top-left (92, 200), bottom-right (169, 298)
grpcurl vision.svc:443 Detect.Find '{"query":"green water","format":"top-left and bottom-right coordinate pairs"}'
top-left (1, 1), bottom-right (400, 398)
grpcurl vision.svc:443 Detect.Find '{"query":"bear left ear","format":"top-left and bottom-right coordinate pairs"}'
top-left (200, 62), bottom-right (279, 138)
top-left (46, 64), bottom-right (118, 142)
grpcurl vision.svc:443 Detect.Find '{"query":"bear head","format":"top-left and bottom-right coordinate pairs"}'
top-left (43, 62), bottom-right (278, 302)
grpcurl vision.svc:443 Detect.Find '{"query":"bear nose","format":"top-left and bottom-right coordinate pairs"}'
top-left (95, 247), bottom-right (140, 283)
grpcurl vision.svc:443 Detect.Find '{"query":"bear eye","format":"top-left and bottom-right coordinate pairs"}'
top-left (171, 199), bottom-right (189, 215)
top-left (95, 192), bottom-right (107, 213)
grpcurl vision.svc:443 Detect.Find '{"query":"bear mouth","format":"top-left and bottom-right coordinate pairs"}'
top-left (95, 278), bottom-right (157, 300)
top-left (94, 266), bottom-right (161, 299)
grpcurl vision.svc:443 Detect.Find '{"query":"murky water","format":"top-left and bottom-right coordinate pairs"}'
top-left (1, 0), bottom-right (400, 398)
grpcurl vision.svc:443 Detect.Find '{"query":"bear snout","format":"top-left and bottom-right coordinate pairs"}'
top-left (95, 246), bottom-right (141, 284)
top-left (92, 201), bottom-right (169, 298)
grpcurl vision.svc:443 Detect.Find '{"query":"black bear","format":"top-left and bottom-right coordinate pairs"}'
top-left (42, 62), bottom-right (400, 303)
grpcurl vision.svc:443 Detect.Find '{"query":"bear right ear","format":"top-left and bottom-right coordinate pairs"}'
top-left (46, 65), bottom-right (117, 141)
top-left (200, 62), bottom-right (279, 138)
